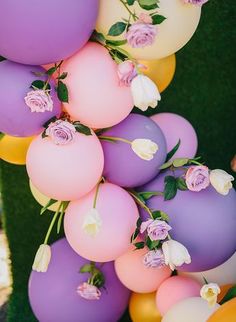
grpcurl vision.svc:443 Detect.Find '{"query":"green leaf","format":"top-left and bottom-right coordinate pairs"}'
top-left (79, 264), bottom-right (92, 273)
top-left (57, 72), bottom-right (68, 80)
top-left (138, 191), bottom-right (162, 200)
top-left (73, 122), bottom-right (92, 136)
top-left (136, 217), bottom-right (142, 228)
top-left (134, 241), bottom-right (145, 249)
top-left (165, 139), bottom-right (181, 162)
top-left (31, 80), bottom-right (49, 90)
top-left (46, 66), bottom-right (57, 76)
top-left (131, 228), bottom-right (140, 242)
top-left (106, 39), bottom-right (127, 46)
top-left (173, 158), bottom-right (189, 167)
top-left (41, 129), bottom-right (47, 139)
top-left (160, 211), bottom-right (169, 221)
top-left (152, 14), bottom-right (166, 25)
top-left (0, 55), bottom-right (6, 62)
top-left (57, 81), bottom-right (69, 103)
top-left (159, 160), bottom-right (173, 170)
top-left (90, 30), bottom-right (106, 45)
top-left (0, 132), bottom-right (5, 140)
top-left (176, 177), bottom-right (188, 191)
top-left (43, 116), bottom-right (58, 129)
top-left (99, 137), bottom-right (117, 143)
top-left (92, 269), bottom-right (106, 288)
top-left (164, 176), bottom-right (177, 201)
top-left (127, 0), bottom-right (136, 5)
top-left (220, 285), bottom-right (236, 305)
top-left (138, 0), bottom-right (158, 10)
top-left (152, 210), bottom-right (161, 219)
top-left (40, 199), bottom-right (58, 215)
top-left (146, 237), bottom-right (160, 250)
top-left (108, 22), bottom-right (127, 36)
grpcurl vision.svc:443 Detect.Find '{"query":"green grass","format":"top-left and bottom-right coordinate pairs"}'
top-left (0, 0), bottom-right (235, 321)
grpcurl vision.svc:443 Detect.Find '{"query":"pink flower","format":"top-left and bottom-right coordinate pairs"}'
top-left (77, 282), bottom-right (101, 300)
top-left (126, 23), bottom-right (157, 48)
top-left (183, 0), bottom-right (209, 5)
top-left (143, 250), bottom-right (165, 268)
top-left (185, 165), bottom-right (210, 192)
top-left (140, 219), bottom-right (171, 241)
top-left (24, 89), bottom-right (53, 113)
top-left (138, 13), bottom-right (152, 24)
top-left (45, 120), bottom-right (76, 145)
top-left (117, 60), bottom-right (137, 86)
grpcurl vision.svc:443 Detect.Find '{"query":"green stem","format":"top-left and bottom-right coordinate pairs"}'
top-left (99, 135), bottom-right (132, 145)
top-left (119, 0), bottom-right (138, 20)
top-left (93, 182), bottom-right (101, 208)
top-left (128, 191), bottom-right (154, 219)
top-left (43, 202), bottom-right (63, 244)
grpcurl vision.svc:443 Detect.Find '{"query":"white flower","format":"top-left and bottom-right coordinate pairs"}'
top-left (200, 283), bottom-right (221, 307)
top-left (131, 139), bottom-right (158, 161)
top-left (131, 74), bottom-right (161, 111)
top-left (162, 239), bottom-right (191, 271)
top-left (82, 208), bottom-right (102, 237)
top-left (32, 244), bottom-right (51, 273)
top-left (209, 169), bottom-right (234, 195)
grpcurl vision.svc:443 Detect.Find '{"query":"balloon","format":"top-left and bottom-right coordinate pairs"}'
top-left (207, 298), bottom-right (236, 322)
top-left (129, 292), bottom-right (162, 322)
top-left (29, 181), bottom-right (60, 212)
top-left (141, 172), bottom-right (236, 271)
top-left (96, 0), bottom-right (201, 60)
top-left (64, 182), bottom-right (139, 262)
top-left (29, 238), bottom-right (130, 322)
top-left (162, 297), bottom-right (220, 322)
top-left (180, 252), bottom-right (236, 287)
top-left (140, 55), bottom-right (176, 93)
top-left (101, 114), bottom-right (167, 187)
top-left (0, 0), bottom-right (99, 65)
top-left (0, 61), bottom-right (61, 137)
top-left (156, 276), bottom-right (201, 316)
top-left (26, 133), bottom-right (104, 201)
top-left (217, 284), bottom-right (234, 303)
top-left (151, 113), bottom-right (198, 160)
top-left (0, 135), bottom-right (34, 165)
top-left (114, 245), bottom-right (171, 293)
top-left (61, 42), bottom-right (133, 128)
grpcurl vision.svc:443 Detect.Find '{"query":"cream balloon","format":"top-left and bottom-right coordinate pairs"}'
top-left (96, 0), bottom-right (201, 60)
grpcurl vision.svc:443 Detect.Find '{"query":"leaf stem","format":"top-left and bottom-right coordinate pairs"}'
top-left (43, 201), bottom-right (63, 244)
top-left (119, 0), bottom-right (138, 20)
top-left (128, 191), bottom-right (154, 219)
top-left (99, 135), bottom-right (132, 145)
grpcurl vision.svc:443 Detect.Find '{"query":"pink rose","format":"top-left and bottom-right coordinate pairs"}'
top-left (24, 89), bottom-right (53, 113)
top-left (117, 60), bottom-right (137, 86)
top-left (185, 165), bottom-right (210, 192)
top-left (77, 282), bottom-right (101, 300)
top-left (138, 13), bottom-right (152, 24)
top-left (183, 0), bottom-right (208, 5)
top-left (140, 219), bottom-right (171, 241)
top-left (45, 120), bottom-right (76, 145)
top-left (143, 250), bottom-right (165, 268)
top-left (126, 23), bottom-right (157, 48)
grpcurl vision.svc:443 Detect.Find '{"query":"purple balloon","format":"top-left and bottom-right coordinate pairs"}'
top-left (0, 61), bottom-right (61, 136)
top-left (29, 239), bottom-right (130, 322)
top-left (101, 114), bottom-right (167, 187)
top-left (0, 0), bottom-right (99, 65)
top-left (141, 171), bottom-right (236, 272)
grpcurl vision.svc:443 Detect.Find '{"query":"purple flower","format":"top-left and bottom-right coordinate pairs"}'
top-left (140, 219), bottom-right (171, 241)
top-left (24, 89), bottom-right (53, 113)
top-left (183, 0), bottom-right (209, 5)
top-left (45, 120), bottom-right (76, 145)
top-left (126, 22), bottom-right (157, 48)
top-left (143, 250), bottom-right (165, 268)
top-left (117, 60), bottom-right (137, 86)
top-left (185, 166), bottom-right (210, 192)
top-left (77, 282), bottom-right (101, 300)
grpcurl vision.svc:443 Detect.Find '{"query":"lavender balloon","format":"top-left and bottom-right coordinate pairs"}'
top-left (0, 61), bottom-right (61, 137)
top-left (29, 239), bottom-right (130, 322)
top-left (0, 0), bottom-right (99, 65)
top-left (101, 114), bottom-right (167, 187)
top-left (141, 171), bottom-right (236, 272)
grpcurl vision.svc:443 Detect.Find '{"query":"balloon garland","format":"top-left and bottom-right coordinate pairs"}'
top-left (0, 0), bottom-right (235, 321)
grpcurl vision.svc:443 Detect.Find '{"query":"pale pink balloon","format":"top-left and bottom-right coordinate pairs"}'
top-left (156, 276), bottom-right (201, 316)
top-left (61, 42), bottom-right (134, 128)
top-left (26, 132), bottom-right (104, 201)
top-left (64, 182), bottom-right (139, 262)
top-left (151, 113), bottom-right (198, 160)
top-left (115, 246), bottom-right (171, 293)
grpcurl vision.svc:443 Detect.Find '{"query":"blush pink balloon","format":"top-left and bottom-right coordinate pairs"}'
top-left (61, 42), bottom-right (134, 128)
top-left (115, 246), bottom-right (171, 293)
top-left (156, 276), bottom-right (201, 316)
top-left (26, 132), bottom-right (104, 201)
top-left (64, 183), bottom-right (139, 262)
top-left (151, 113), bottom-right (198, 160)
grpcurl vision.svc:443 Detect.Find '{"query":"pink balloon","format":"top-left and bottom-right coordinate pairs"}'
top-left (64, 183), bottom-right (139, 262)
top-left (26, 132), bottom-right (104, 201)
top-left (61, 42), bottom-right (134, 128)
top-left (151, 113), bottom-right (198, 160)
top-left (115, 246), bottom-right (171, 293)
top-left (156, 276), bottom-right (201, 316)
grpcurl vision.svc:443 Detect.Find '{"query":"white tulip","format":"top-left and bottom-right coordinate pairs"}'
top-left (209, 169), bottom-right (234, 195)
top-left (200, 283), bottom-right (221, 307)
top-left (82, 208), bottom-right (102, 237)
top-left (131, 139), bottom-right (158, 161)
top-left (131, 74), bottom-right (161, 111)
top-left (162, 239), bottom-right (191, 271)
top-left (32, 244), bottom-right (51, 273)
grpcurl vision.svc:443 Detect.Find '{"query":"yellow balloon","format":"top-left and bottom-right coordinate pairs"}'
top-left (140, 54), bottom-right (176, 93)
top-left (0, 135), bottom-right (34, 165)
top-left (129, 292), bottom-right (162, 322)
top-left (29, 181), bottom-right (61, 212)
top-left (207, 298), bottom-right (236, 322)
top-left (96, 0), bottom-right (201, 60)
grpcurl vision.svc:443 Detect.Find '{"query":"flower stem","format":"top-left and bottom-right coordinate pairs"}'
top-left (119, 0), bottom-right (138, 20)
top-left (128, 191), bottom-right (154, 219)
top-left (93, 182), bottom-right (101, 208)
top-left (99, 135), bottom-right (132, 145)
top-left (43, 201), bottom-right (63, 244)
